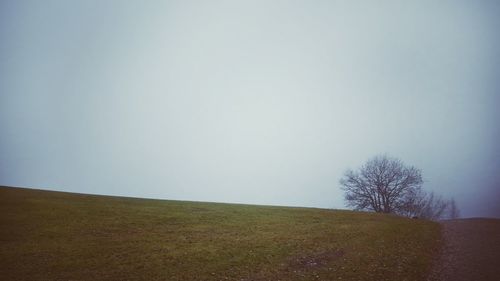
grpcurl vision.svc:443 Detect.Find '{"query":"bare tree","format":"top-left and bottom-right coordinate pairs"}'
top-left (339, 155), bottom-right (461, 220)
top-left (402, 191), bottom-right (460, 220)
top-left (415, 191), bottom-right (449, 220)
top-left (399, 187), bottom-right (428, 217)
top-left (448, 198), bottom-right (460, 219)
top-left (339, 155), bottom-right (423, 215)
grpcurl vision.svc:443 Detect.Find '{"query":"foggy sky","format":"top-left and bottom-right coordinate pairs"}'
top-left (1, 0), bottom-right (499, 218)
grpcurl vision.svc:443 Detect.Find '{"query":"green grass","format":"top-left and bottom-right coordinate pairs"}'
top-left (0, 186), bottom-right (440, 281)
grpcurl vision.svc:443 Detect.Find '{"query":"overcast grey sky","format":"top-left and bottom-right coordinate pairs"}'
top-left (1, 0), bottom-right (499, 218)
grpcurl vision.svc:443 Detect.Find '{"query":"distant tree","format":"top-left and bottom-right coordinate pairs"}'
top-left (339, 155), bottom-right (423, 215)
top-left (402, 191), bottom-right (460, 220)
top-left (407, 191), bottom-right (448, 220)
top-left (448, 198), bottom-right (460, 219)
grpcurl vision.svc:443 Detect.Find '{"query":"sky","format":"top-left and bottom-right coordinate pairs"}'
top-left (1, 0), bottom-right (499, 218)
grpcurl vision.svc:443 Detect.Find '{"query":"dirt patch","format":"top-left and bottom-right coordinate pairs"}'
top-left (242, 249), bottom-right (345, 281)
top-left (287, 249), bottom-right (345, 270)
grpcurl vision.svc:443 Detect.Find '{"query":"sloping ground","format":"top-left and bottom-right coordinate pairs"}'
top-left (427, 218), bottom-right (500, 281)
top-left (0, 186), bottom-right (440, 281)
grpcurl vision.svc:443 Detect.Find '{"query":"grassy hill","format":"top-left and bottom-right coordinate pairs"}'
top-left (0, 186), bottom-right (440, 281)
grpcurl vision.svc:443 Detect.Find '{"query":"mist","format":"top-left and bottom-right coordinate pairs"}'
top-left (1, 0), bottom-right (499, 218)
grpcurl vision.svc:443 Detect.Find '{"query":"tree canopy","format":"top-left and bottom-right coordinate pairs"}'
top-left (340, 155), bottom-right (458, 220)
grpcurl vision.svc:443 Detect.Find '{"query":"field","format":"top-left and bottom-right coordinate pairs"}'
top-left (0, 186), bottom-right (440, 281)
